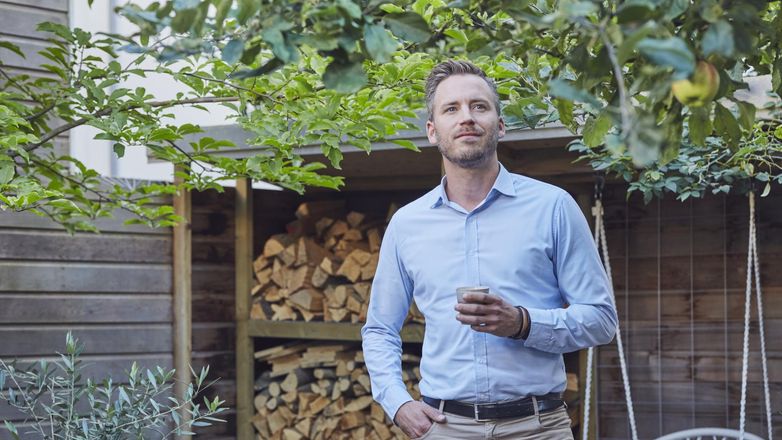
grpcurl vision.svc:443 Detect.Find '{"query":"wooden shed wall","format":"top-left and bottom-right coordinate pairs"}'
top-left (0, 208), bottom-right (173, 438)
top-left (597, 185), bottom-right (782, 438)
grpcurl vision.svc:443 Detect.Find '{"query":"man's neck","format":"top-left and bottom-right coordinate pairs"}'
top-left (442, 158), bottom-right (500, 212)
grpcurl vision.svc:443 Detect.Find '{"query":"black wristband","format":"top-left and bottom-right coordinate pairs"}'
top-left (509, 306), bottom-right (526, 340)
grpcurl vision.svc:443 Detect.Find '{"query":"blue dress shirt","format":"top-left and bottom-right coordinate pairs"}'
top-left (361, 164), bottom-right (618, 420)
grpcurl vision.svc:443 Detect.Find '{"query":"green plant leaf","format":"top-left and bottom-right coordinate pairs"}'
top-left (0, 41), bottom-right (24, 58)
top-left (714, 103), bottom-right (741, 147)
top-left (637, 37), bottom-right (695, 80)
top-left (735, 100), bottom-right (756, 132)
top-left (702, 20), bottom-right (734, 58)
top-left (582, 112), bottom-right (611, 147)
top-left (0, 160), bottom-right (14, 185)
top-left (221, 39), bottom-right (244, 64)
top-left (688, 106), bottom-right (711, 147)
top-left (323, 59), bottom-right (367, 93)
top-left (384, 12), bottom-right (430, 43)
top-left (364, 23), bottom-right (397, 63)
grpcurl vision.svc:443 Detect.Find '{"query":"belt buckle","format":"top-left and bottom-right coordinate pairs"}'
top-left (473, 403), bottom-right (492, 422)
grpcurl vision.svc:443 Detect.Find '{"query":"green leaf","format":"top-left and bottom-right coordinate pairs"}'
top-left (364, 23), bottom-right (397, 63)
top-left (554, 98), bottom-right (575, 132)
top-left (261, 21), bottom-right (298, 63)
top-left (702, 20), bottom-right (734, 58)
top-left (714, 102), bottom-right (741, 147)
top-left (214, 0), bottom-right (231, 33)
top-left (444, 28), bottom-right (468, 44)
top-left (113, 143), bottom-right (125, 158)
top-left (0, 41), bottom-right (24, 58)
top-left (229, 57), bottom-right (283, 79)
top-left (761, 182), bottom-right (771, 197)
top-left (735, 100), bottom-right (756, 132)
top-left (323, 59), bottom-right (367, 93)
top-left (379, 3), bottom-right (405, 13)
top-left (617, 22), bottom-right (655, 64)
top-left (221, 39), bottom-right (244, 64)
top-left (582, 112), bottom-right (611, 147)
top-left (170, 8), bottom-right (197, 33)
top-left (637, 37), bottom-right (695, 80)
top-left (548, 79), bottom-right (601, 108)
top-left (0, 160), bottom-right (14, 185)
top-left (237, 0), bottom-right (259, 24)
top-left (616, 0), bottom-right (655, 23)
top-left (688, 106), bottom-right (711, 146)
top-left (384, 12), bottom-right (430, 43)
top-left (336, 0), bottom-right (362, 19)
top-left (390, 138), bottom-right (420, 151)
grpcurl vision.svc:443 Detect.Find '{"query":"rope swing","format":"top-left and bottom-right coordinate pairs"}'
top-left (586, 185), bottom-right (774, 440)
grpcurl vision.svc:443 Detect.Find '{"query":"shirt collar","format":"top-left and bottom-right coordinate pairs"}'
top-left (429, 163), bottom-right (517, 209)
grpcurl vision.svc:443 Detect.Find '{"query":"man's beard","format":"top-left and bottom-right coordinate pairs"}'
top-left (436, 126), bottom-right (499, 169)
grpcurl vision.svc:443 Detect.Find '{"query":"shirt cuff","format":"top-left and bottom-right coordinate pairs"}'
top-left (522, 307), bottom-right (553, 349)
top-left (381, 386), bottom-right (415, 424)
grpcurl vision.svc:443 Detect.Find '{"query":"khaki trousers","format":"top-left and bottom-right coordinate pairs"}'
top-left (414, 405), bottom-right (574, 440)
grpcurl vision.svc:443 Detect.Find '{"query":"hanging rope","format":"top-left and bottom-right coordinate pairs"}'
top-left (583, 191), bottom-right (638, 440)
top-left (738, 191), bottom-right (773, 440)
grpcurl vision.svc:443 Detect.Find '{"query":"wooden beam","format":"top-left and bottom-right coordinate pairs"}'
top-left (235, 178), bottom-right (254, 440)
top-left (576, 191), bottom-right (598, 440)
top-left (173, 166), bottom-right (192, 439)
top-left (248, 321), bottom-right (425, 343)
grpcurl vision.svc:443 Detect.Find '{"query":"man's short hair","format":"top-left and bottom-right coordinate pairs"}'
top-left (425, 60), bottom-right (501, 121)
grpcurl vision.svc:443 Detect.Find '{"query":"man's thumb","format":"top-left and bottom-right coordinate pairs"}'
top-left (423, 404), bottom-right (446, 422)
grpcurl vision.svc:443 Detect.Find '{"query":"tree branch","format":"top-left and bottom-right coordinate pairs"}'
top-left (23, 96), bottom-right (238, 152)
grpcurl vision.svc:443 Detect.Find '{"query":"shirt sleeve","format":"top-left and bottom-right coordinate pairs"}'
top-left (523, 191), bottom-right (618, 353)
top-left (361, 218), bottom-right (415, 421)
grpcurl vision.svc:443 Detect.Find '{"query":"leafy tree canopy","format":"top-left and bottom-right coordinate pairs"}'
top-left (1, 0), bottom-right (780, 231)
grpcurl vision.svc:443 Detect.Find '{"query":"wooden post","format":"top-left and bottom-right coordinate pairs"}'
top-left (235, 178), bottom-right (254, 440)
top-left (576, 190), bottom-right (598, 440)
top-left (173, 166), bottom-right (192, 439)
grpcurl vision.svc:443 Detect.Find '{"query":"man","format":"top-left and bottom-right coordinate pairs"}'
top-left (361, 60), bottom-right (618, 439)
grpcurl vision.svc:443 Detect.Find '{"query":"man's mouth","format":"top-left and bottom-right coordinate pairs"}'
top-left (456, 132), bottom-right (481, 139)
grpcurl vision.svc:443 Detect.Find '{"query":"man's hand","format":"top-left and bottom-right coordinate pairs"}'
top-left (394, 401), bottom-right (445, 439)
top-left (455, 292), bottom-right (524, 337)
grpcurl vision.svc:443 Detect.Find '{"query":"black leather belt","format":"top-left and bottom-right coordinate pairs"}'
top-left (423, 394), bottom-right (564, 421)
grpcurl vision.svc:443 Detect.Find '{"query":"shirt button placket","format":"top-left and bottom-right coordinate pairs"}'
top-left (466, 214), bottom-right (490, 403)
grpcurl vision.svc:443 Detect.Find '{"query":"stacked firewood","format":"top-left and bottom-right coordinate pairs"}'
top-left (253, 342), bottom-right (420, 440)
top-left (250, 201), bottom-right (424, 324)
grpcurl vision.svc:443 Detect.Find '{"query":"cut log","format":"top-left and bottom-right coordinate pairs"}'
top-left (282, 427), bottom-right (303, 440)
top-left (315, 217), bottom-right (335, 238)
top-left (339, 412), bottom-right (365, 430)
top-left (280, 243), bottom-right (298, 267)
top-left (337, 249), bottom-right (372, 282)
top-left (344, 395), bottom-right (374, 412)
top-left (264, 234), bottom-right (294, 258)
top-left (265, 286), bottom-right (284, 302)
top-left (271, 303), bottom-right (298, 321)
top-left (271, 258), bottom-right (286, 288)
top-left (311, 266), bottom-right (330, 288)
top-left (346, 291), bottom-right (363, 314)
top-left (346, 211), bottom-right (366, 228)
top-left (296, 237), bottom-right (329, 267)
top-left (342, 228), bottom-right (363, 241)
top-left (286, 265), bottom-right (313, 292)
top-left (326, 285), bottom-right (351, 307)
top-left (325, 220), bottom-right (349, 241)
top-left (329, 307), bottom-right (349, 322)
top-left (319, 256), bottom-right (339, 275)
top-left (281, 368), bottom-right (315, 393)
top-left (296, 200), bottom-right (345, 221)
top-left (361, 253), bottom-right (379, 281)
top-left (253, 255), bottom-right (271, 273)
top-left (288, 289), bottom-right (324, 312)
top-left (250, 301), bottom-right (270, 320)
top-left (367, 228), bottom-right (382, 252)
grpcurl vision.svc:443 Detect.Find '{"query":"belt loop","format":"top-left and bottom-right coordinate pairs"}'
top-left (532, 396), bottom-right (539, 416)
top-left (438, 399), bottom-right (445, 412)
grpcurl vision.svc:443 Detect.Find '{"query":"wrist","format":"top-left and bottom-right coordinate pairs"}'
top-left (509, 306), bottom-right (528, 339)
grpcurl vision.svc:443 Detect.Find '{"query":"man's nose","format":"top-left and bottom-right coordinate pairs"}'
top-left (457, 105), bottom-right (475, 124)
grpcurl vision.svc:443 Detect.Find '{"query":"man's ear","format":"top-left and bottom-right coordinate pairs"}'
top-left (426, 119), bottom-right (438, 144)
top-left (498, 117), bottom-right (506, 139)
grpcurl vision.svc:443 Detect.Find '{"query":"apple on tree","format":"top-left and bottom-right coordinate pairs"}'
top-left (671, 61), bottom-right (720, 107)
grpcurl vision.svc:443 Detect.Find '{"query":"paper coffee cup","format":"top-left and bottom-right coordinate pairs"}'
top-left (456, 286), bottom-right (490, 303)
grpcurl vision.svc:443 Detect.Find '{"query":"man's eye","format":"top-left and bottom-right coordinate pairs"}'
top-left (474, 104), bottom-right (486, 110)
top-left (445, 107), bottom-right (456, 112)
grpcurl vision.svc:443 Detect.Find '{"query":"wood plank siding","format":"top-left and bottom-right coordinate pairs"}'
top-left (597, 184), bottom-right (782, 439)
